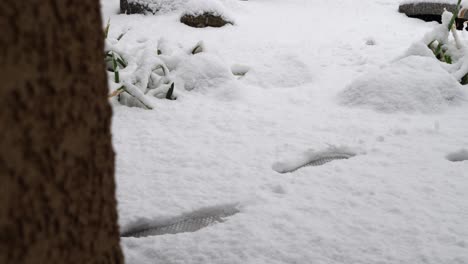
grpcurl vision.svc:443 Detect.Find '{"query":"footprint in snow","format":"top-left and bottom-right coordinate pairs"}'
top-left (446, 149), bottom-right (468, 162)
top-left (121, 205), bottom-right (239, 238)
top-left (272, 146), bottom-right (357, 174)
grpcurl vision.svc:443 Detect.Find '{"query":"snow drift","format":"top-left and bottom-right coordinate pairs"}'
top-left (338, 55), bottom-right (465, 113)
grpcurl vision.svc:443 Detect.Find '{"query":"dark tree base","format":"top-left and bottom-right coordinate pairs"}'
top-left (0, 1), bottom-right (123, 263)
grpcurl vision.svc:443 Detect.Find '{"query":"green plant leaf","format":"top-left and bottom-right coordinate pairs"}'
top-left (444, 54), bottom-right (452, 64)
top-left (117, 57), bottom-right (127, 68)
top-left (112, 53), bottom-right (120, 83)
top-left (462, 73), bottom-right (468, 85)
top-left (448, 0), bottom-right (462, 30)
top-left (166, 83), bottom-right (175, 100)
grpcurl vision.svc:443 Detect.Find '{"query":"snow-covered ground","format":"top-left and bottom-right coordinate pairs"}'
top-left (101, 0), bottom-right (468, 263)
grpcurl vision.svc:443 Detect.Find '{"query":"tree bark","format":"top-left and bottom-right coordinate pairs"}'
top-left (0, 1), bottom-right (123, 263)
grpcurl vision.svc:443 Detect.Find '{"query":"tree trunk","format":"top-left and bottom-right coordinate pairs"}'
top-left (0, 1), bottom-right (123, 263)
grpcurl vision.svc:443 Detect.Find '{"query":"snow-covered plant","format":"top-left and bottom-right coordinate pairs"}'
top-left (422, 0), bottom-right (468, 84)
top-left (104, 22), bottom-right (241, 109)
top-left (104, 21), bottom-right (179, 110)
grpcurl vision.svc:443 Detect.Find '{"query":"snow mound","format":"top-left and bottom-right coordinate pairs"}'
top-left (242, 54), bottom-right (312, 88)
top-left (175, 53), bottom-right (237, 93)
top-left (338, 56), bottom-right (466, 113)
top-left (446, 149), bottom-right (468, 162)
top-left (403, 42), bottom-right (437, 58)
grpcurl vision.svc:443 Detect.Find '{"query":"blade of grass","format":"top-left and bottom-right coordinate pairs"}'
top-left (448, 0), bottom-right (462, 30)
top-left (112, 53), bottom-right (120, 83)
top-left (104, 18), bottom-right (110, 39)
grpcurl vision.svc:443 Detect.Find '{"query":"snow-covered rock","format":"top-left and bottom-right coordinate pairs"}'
top-left (399, 0), bottom-right (468, 29)
top-left (398, 2), bottom-right (456, 17)
top-left (180, 13), bottom-right (233, 28)
top-left (121, 0), bottom-right (187, 14)
top-left (121, 0), bottom-right (234, 18)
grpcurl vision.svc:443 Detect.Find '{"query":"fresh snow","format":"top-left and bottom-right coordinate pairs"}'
top-left (101, 0), bottom-right (468, 263)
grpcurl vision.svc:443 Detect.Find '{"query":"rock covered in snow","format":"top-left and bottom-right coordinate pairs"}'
top-left (120, 0), bottom-right (235, 24)
top-left (398, 0), bottom-right (467, 29)
top-left (121, 0), bottom-right (186, 14)
top-left (180, 13), bottom-right (233, 27)
top-left (338, 56), bottom-right (466, 113)
top-left (399, 1), bottom-right (457, 16)
top-left (180, 0), bottom-right (234, 27)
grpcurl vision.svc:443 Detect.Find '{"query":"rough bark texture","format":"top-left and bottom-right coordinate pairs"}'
top-left (0, 1), bottom-right (123, 264)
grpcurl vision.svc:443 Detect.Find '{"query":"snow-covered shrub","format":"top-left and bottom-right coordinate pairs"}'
top-left (338, 2), bottom-right (468, 113)
top-left (105, 22), bottom-right (237, 109)
top-left (422, 0), bottom-right (468, 84)
top-left (105, 21), bottom-right (171, 110)
top-left (404, 0), bottom-right (468, 83)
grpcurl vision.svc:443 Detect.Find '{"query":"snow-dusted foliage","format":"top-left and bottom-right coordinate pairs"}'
top-left (105, 24), bottom-right (237, 109)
